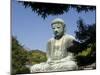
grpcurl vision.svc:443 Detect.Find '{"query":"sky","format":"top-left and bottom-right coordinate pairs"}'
top-left (12, 0), bottom-right (96, 52)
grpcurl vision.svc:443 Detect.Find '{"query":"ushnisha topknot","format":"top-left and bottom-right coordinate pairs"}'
top-left (51, 18), bottom-right (65, 26)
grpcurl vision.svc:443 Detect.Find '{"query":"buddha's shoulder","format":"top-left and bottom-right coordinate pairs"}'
top-left (64, 34), bottom-right (75, 40)
top-left (47, 38), bottom-right (54, 43)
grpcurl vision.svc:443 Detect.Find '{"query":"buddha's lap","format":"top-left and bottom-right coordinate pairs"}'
top-left (31, 60), bottom-right (76, 70)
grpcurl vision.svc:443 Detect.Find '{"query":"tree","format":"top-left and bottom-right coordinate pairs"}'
top-left (75, 19), bottom-right (96, 68)
top-left (18, 1), bottom-right (96, 19)
top-left (12, 37), bottom-right (30, 75)
top-left (27, 50), bottom-right (47, 65)
top-left (67, 19), bottom-right (96, 69)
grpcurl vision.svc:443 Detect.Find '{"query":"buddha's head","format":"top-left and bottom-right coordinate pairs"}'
top-left (51, 18), bottom-right (65, 39)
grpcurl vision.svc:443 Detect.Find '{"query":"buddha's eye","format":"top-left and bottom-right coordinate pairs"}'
top-left (57, 27), bottom-right (60, 28)
top-left (52, 27), bottom-right (55, 29)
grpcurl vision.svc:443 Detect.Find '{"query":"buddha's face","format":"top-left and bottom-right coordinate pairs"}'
top-left (52, 23), bottom-right (64, 38)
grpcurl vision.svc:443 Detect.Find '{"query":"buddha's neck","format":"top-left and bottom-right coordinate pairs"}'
top-left (55, 34), bottom-right (64, 40)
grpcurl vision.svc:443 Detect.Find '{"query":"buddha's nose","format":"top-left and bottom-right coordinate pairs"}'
top-left (54, 30), bottom-right (58, 34)
top-left (54, 28), bottom-right (58, 32)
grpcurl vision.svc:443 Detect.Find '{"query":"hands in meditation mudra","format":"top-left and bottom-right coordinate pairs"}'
top-left (30, 18), bottom-right (78, 73)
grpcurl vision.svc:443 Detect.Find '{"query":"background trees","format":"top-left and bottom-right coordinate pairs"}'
top-left (26, 50), bottom-right (47, 65)
top-left (68, 19), bottom-right (96, 69)
top-left (12, 37), bottom-right (47, 75)
top-left (19, 1), bottom-right (96, 19)
top-left (12, 37), bottom-right (30, 75)
top-left (75, 19), bottom-right (96, 68)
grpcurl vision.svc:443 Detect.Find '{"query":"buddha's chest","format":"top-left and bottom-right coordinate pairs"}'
top-left (54, 40), bottom-right (62, 50)
top-left (51, 39), bottom-right (68, 60)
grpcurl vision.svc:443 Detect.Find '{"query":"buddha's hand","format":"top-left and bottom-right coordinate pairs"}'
top-left (47, 59), bottom-right (52, 63)
top-left (47, 59), bottom-right (58, 64)
top-left (60, 55), bottom-right (73, 62)
top-left (60, 58), bottom-right (66, 62)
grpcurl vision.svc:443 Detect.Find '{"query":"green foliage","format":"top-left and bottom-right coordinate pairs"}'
top-left (18, 1), bottom-right (96, 19)
top-left (78, 48), bottom-right (91, 56)
top-left (12, 37), bottom-right (30, 75)
top-left (67, 19), bottom-right (96, 68)
top-left (27, 50), bottom-right (47, 65)
top-left (12, 37), bottom-right (47, 74)
top-left (76, 19), bottom-right (96, 43)
top-left (75, 19), bottom-right (96, 66)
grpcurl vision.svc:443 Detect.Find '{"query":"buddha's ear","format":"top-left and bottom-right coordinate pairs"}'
top-left (63, 24), bottom-right (66, 32)
top-left (63, 24), bottom-right (66, 28)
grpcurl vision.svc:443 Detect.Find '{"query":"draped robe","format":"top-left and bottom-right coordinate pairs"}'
top-left (30, 34), bottom-right (78, 73)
